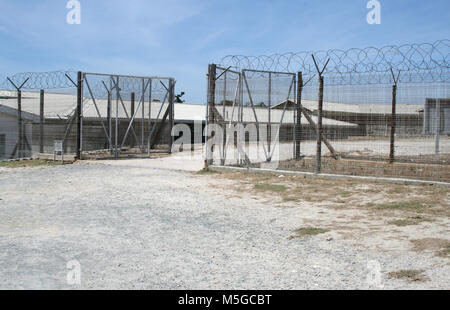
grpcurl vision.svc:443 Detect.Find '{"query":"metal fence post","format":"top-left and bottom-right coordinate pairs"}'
top-left (17, 89), bottom-right (23, 158)
top-left (390, 83), bottom-right (397, 163)
top-left (389, 69), bottom-right (400, 164)
top-left (130, 92), bottom-right (135, 148)
top-left (295, 72), bottom-right (303, 161)
top-left (76, 71), bottom-right (83, 160)
top-left (40, 89), bottom-right (45, 154)
top-left (316, 75), bottom-right (324, 173)
top-left (206, 64), bottom-right (217, 168)
top-left (107, 88), bottom-right (112, 153)
top-left (168, 78), bottom-right (175, 154)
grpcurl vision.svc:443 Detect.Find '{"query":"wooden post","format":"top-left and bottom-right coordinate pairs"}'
top-left (40, 89), bottom-right (45, 154)
top-left (296, 72), bottom-right (303, 161)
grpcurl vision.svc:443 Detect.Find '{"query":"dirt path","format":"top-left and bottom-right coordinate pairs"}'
top-left (0, 158), bottom-right (448, 289)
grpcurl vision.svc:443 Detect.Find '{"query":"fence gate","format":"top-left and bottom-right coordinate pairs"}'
top-left (80, 72), bottom-right (175, 159)
top-left (207, 64), bottom-right (299, 167)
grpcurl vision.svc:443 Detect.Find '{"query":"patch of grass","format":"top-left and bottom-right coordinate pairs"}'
top-left (364, 189), bottom-right (382, 194)
top-left (196, 169), bottom-right (221, 175)
top-left (438, 243), bottom-right (450, 258)
top-left (369, 201), bottom-right (428, 212)
top-left (387, 187), bottom-right (411, 195)
top-left (388, 270), bottom-right (428, 282)
top-left (388, 216), bottom-right (431, 227)
top-left (411, 238), bottom-right (450, 259)
top-left (338, 191), bottom-right (353, 198)
top-left (282, 197), bottom-right (299, 203)
top-left (254, 183), bottom-right (288, 193)
top-left (0, 159), bottom-right (60, 168)
top-left (289, 227), bottom-right (329, 239)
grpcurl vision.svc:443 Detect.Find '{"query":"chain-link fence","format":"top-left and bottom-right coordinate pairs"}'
top-left (207, 41), bottom-right (450, 182)
top-left (0, 71), bottom-right (175, 161)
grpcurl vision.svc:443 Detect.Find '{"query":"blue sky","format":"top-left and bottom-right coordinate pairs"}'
top-left (0, 0), bottom-right (449, 104)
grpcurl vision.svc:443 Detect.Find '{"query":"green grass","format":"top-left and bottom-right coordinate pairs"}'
top-left (0, 159), bottom-right (60, 168)
top-left (338, 191), bottom-right (353, 198)
top-left (283, 197), bottom-right (299, 203)
top-left (254, 183), bottom-right (288, 193)
top-left (289, 227), bottom-right (329, 239)
top-left (196, 169), bottom-right (221, 175)
top-left (368, 201), bottom-right (428, 211)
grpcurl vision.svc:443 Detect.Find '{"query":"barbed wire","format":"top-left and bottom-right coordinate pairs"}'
top-left (0, 70), bottom-right (78, 91)
top-left (220, 40), bottom-right (450, 83)
top-left (0, 70), bottom-right (170, 96)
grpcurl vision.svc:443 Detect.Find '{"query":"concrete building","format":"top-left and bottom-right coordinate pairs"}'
top-left (423, 98), bottom-right (450, 135)
top-left (273, 99), bottom-right (425, 137)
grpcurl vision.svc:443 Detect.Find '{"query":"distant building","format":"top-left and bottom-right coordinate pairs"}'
top-left (423, 98), bottom-right (450, 135)
top-left (273, 99), bottom-right (425, 137)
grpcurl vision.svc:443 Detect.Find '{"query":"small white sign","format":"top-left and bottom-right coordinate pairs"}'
top-left (54, 140), bottom-right (64, 153)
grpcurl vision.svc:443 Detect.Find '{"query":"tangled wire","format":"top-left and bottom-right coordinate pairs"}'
top-left (0, 70), bottom-right (171, 99)
top-left (220, 40), bottom-right (450, 81)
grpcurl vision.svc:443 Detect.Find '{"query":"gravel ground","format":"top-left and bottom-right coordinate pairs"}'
top-left (0, 158), bottom-right (449, 290)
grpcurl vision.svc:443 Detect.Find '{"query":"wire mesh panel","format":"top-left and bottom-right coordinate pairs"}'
top-left (0, 71), bottom-right (78, 160)
top-left (207, 65), bottom-right (297, 168)
top-left (0, 71), bottom-right (175, 161)
top-left (79, 73), bottom-right (174, 159)
top-left (216, 41), bottom-right (450, 182)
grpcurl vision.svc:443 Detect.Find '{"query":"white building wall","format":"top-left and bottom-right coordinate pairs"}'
top-left (0, 112), bottom-right (33, 159)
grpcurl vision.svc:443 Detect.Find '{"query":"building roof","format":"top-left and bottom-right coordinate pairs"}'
top-left (273, 99), bottom-right (424, 115)
top-left (0, 91), bottom-right (356, 127)
top-left (0, 104), bottom-right (40, 122)
top-left (216, 105), bottom-right (357, 127)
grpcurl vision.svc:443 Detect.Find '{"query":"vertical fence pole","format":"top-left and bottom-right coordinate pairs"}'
top-left (141, 79), bottom-right (145, 151)
top-left (268, 73), bottom-right (272, 156)
top-left (149, 79), bottom-right (153, 153)
top-left (130, 92), bottom-right (135, 148)
top-left (115, 76), bottom-right (120, 158)
top-left (39, 89), bottom-right (45, 154)
top-left (316, 75), bottom-right (324, 173)
top-left (168, 78), bottom-right (175, 154)
top-left (107, 89), bottom-right (112, 153)
top-left (221, 71), bottom-right (227, 165)
top-left (76, 71), bottom-right (82, 160)
top-left (296, 72), bottom-right (303, 161)
top-left (206, 64), bottom-right (216, 168)
top-left (17, 89), bottom-right (23, 158)
top-left (435, 99), bottom-right (441, 155)
top-left (390, 83), bottom-right (397, 163)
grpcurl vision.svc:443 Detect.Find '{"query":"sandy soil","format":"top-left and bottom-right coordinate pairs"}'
top-left (0, 154), bottom-right (448, 290)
